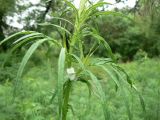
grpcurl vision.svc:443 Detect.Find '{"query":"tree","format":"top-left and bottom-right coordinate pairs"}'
top-left (134, 0), bottom-right (160, 56)
top-left (0, 0), bottom-right (15, 41)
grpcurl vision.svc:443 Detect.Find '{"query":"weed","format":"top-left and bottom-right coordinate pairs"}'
top-left (0, 0), bottom-right (144, 120)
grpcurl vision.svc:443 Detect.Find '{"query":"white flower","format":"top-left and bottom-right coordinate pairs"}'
top-left (67, 67), bottom-right (76, 81)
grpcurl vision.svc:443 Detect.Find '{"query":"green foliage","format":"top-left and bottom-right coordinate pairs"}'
top-left (122, 59), bottom-right (160, 120)
top-left (0, 53), bottom-right (19, 83)
top-left (90, 6), bottom-right (160, 61)
top-left (134, 49), bottom-right (148, 61)
top-left (0, 0), bottom-right (144, 120)
top-left (0, 58), bottom-right (159, 120)
top-left (0, 0), bottom-right (15, 14)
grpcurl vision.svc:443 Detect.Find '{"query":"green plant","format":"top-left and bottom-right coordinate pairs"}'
top-left (134, 49), bottom-right (148, 61)
top-left (0, 0), bottom-right (144, 120)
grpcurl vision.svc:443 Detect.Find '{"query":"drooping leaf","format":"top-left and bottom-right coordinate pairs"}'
top-left (12, 32), bottom-right (44, 44)
top-left (92, 11), bottom-right (121, 17)
top-left (86, 2), bottom-right (112, 16)
top-left (91, 58), bottom-right (113, 66)
top-left (112, 64), bottom-right (133, 86)
top-left (2, 35), bottom-right (44, 67)
top-left (78, 78), bottom-right (92, 97)
top-left (64, 0), bottom-right (78, 14)
top-left (98, 65), bottom-right (120, 90)
top-left (110, 66), bottom-right (133, 120)
top-left (39, 23), bottom-right (71, 35)
top-left (69, 53), bottom-right (85, 70)
top-left (0, 31), bottom-right (35, 45)
top-left (92, 11), bottom-right (133, 22)
top-left (52, 17), bottom-right (74, 26)
top-left (13, 38), bottom-right (51, 96)
top-left (84, 30), bottom-right (116, 62)
top-left (87, 70), bottom-right (110, 120)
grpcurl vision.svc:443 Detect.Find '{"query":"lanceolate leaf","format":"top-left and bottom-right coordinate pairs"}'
top-left (13, 38), bottom-right (51, 96)
top-left (86, 30), bottom-right (116, 62)
top-left (92, 11), bottom-right (133, 22)
top-left (69, 54), bottom-right (85, 70)
top-left (2, 36), bottom-right (44, 67)
top-left (111, 65), bottom-right (145, 118)
top-left (57, 48), bottom-right (66, 119)
top-left (91, 58), bottom-right (113, 66)
top-left (87, 70), bottom-right (110, 120)
top-left (39, 23), bottom-right (71, 35)
top-left (110, 66), bottom-right (133, 120)
top-left (98, 36), bottom-right (116, 62)
top-left (64, 0), bottom-right (78, 14)
top-left (52, 17), bottom-right (74, 26)
top-left (0, 31), bottom-right (35, 45)
top-left (112, 64), bottom-right (133, 86)
top-left (98, 65), bottom-right (120, 90)
top-left (13, 32), bottom-right (44, 44)
top-left (78, 78), bottom-right (92, 97)
top-left (92, 11), bottom-right (121, 17)
top-left (86, 2), bottom-right (112, 15)
top-left (79, 79), bottom-right (92, 116)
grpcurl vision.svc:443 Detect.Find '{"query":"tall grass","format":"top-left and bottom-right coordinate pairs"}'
top-left (0, 0), bottom-right (144, 120)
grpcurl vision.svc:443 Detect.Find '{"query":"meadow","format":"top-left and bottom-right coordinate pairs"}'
top-left (0, 53), bottom-right (159, 120)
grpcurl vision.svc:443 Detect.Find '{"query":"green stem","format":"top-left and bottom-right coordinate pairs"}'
top-left (79, 40), bottom-right (84, 59)
top-left (69, 15), bottom-right (81, 54)
top-left (62, 80), bottom-right (72, 120)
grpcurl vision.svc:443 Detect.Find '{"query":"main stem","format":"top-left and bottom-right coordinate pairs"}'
top-left (62, 3), bottom-right (87, 119)
top-left (62, 80), bottom-right (72, 120)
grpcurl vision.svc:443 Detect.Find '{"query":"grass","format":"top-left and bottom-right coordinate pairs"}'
top-left (0, 57), bottom-right (159, 120)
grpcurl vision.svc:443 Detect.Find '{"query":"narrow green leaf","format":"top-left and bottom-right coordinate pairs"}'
top-left (69, 54), bottom-right (85, 70)
top-left (13, 38), bottom-right (50, 96)
top-left (78, 78), bottom-right (92, 97)
top-left (13, 32), bottom-right (44, 44)
top-left (111, 66), bottom-right (133, 120)
top-left (98, 65), bottom-right (120, 90)
top-left (99, 37), bottom-right (116, 62)
top-left (64, 0), bottom-right (78, 14)
top-left (92, 11), bottom-right (120, 17)
top-left (85, 30), bottom-right (116, 62)
top-left (0, 31), bottom-right (35, 45)
top-left (57, 48), bottom-right (66, 119)
top-left (112, 64), bottom-right (133, 86)
top-left (2, 36), bottom-right (44, 67)
top-left (86, 2), bottom-right (112, 15)
top-left (87, 70), bottom-right (110, 120)
top-left (52, 17), bottom-right (74, 26)
top-left (92, 11), bottom-right (133, 22)
top-left (91, 58), bottom-right (113, 66)
top-left (39, 23), bottom-right (71, 35)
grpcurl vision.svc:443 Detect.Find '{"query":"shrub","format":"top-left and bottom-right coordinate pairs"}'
top-left (134, 49), bottom-right (148, 61)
